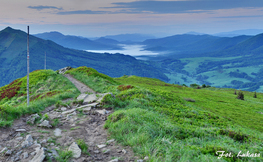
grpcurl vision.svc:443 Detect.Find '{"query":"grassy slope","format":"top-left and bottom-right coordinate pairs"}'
top-left (65, 67), bottom-right (263, 161)
top-left (109, 76), bottom-right (263, 161)
top-left (0, 70), bottom-right (80, 127)
top-left (2, 67), bottom-right (262, 161)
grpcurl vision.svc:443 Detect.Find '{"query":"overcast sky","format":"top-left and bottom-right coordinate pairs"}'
top-left (1, 0), bottom-right (263, 37)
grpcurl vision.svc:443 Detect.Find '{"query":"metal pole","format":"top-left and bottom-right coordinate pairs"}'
top-left (44, 52), bottom-right (46, 70)
top-left (27, 26), bottom-right (30, 106)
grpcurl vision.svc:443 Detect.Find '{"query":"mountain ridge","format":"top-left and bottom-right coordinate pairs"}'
top-left (34, 31), bottom-right (122, 50)
top-left (0, 27), bottom-right (168, 87)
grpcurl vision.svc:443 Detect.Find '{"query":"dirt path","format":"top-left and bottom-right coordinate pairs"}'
top-left (0, 75), bottom-right (139, 162)
top-left (64, 74), bottom-right (95, 94)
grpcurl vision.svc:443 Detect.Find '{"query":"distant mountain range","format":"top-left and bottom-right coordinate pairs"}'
top-left (34, 32), bottom-right (122, 50)
top-left (0, 27), bottom-right (168, 87)
top-left (214, 29), bottom-right (263, 37)
top-left (142, 34), bottom-right (252, 56)
top-left (104, 33), bottom-right (156, 43)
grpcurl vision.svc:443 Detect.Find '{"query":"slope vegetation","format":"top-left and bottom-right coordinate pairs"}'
top-left (0, 69), bottom-right (79, 127)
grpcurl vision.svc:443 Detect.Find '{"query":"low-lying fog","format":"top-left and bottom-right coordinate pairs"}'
top-left (86, 44), bottom-right (159, 60)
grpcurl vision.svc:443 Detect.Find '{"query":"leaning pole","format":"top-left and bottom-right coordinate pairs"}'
top-left (27, 26), bottom-right (30, 106)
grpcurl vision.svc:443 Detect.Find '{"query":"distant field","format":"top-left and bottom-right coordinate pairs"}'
top-left (164, 56), bottom-right (263, 92)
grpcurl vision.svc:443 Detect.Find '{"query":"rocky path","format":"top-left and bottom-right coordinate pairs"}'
top-left (0, 75), bottom-right (143, 162)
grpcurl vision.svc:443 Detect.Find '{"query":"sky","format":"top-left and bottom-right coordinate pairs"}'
top-left (1, 0), bottom-right (263, 37)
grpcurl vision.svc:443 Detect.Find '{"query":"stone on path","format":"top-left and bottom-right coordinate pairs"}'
top-left (54, 128), bottom-right (62, 136)
top-left (96, 109), bottom-right (110, 115)
top-left (38, 120), bottom-right (52, 128)
top-left (77, 94), bottom-right (89, 101)
top-left (109, 159), bottom-right (119, 162)
top-left (61, 107), bottom-right (67, 111)
top-left (68, 142), bottom-right (81, 158)
top-left (62, 109), bottom-right (76, 115)
top-left (5, 149), bottom-right (12, 156)
top-left (22, 152), bottom-right (29, 159)
top-left (15, 129), bottom-right (26, 132)
top-left (97, 144), bottom-right (106, 149)
top-left (83, 94), bottom-right (97, 104)
top-left (29, 147), bottom-right (45, 162)
top-left (22, 134), bottom-right (34, 148)
top-left (107, 139), bottom-right (115, 144)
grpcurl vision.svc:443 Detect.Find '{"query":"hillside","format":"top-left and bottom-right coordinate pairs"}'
top-left (34, 31), bottom-right (122, 50)
top-left (0, 27), bottom-right (168, 87)
top-left (140, 33), bottom-right (263, 92)
top-left (0, 67), bottom-right (262, 161)
top-left (143, 34), bottom-right (251, 55)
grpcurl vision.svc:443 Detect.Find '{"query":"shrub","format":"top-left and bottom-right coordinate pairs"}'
top-left (190, 83), bottom-right (200, 89)
top-left (184, 98), bottom-right (196, 102)
top-left (237, 91), bottom-right (244, 100)
top-left (117, 85), bottom-right (134, 91)
top-left (202, 84), bottom-right (206, 88)
top-left (218, 129), bottom-right (249, 143)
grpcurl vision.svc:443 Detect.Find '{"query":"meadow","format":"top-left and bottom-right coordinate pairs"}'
top-left (0, 67), bottom-right (262, 161)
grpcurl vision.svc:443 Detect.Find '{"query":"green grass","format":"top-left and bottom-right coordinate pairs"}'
top-left (65, 66), bottom-right (119, 93)
top-left (70, 126), bottom-right (80, 130)
top-left (37, 130), bottom-right (50, 134)
top-left (104, 76), bottom-right (263, 161)
top-left (76, 139), bottom-right (90, 155)
top-left (55, 150), bottom-right (73, 162)
top-left (0, 70), bottom-right (80, 127)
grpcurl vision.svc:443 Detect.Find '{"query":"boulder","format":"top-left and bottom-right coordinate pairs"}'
top-left (29, 147), bottom-right (45, 162)
top-left (54, 128), bottom-right (62, 136)
top-left (77, 94), bottom-right (89, 101)
top-left (68, 142), bottom-right (81, 158)
top-left (21, 134), bottom-right (34, 148)
top-left (83, 94), bottom-right (97, 104)
top-left (58, 66), bottom-right (72, 74)
top-left (38, 120), bottom-right (52, 128)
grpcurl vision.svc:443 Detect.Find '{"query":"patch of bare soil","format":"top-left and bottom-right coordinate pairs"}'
top-left (0, 75), bottom-right (142, 162)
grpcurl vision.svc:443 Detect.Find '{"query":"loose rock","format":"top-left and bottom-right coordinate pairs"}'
top-left (38, 120), bottom-right (52, 128)
top-left (54, 128), bottom-right (62, 136)
top-left (68, 142), bottom-right (81, 158)
top-left (22, 152), bottom-right (29, 159)
top-left (97, 144), bottom-right (106, 149)
top-left (16, 129), bottom-right (27, 132)
top-left (22, 134), bottom-right (34, 148)
top-left (30, 147), bottom-right (45, 162)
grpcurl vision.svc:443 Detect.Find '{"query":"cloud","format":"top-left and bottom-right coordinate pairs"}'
top-left (106, 0), bottom-right (263, 14)
top-left (28, 5), bottom-right (63, 11)
top-left (56, 10), bottom-right (109, 15)
top-left (215, 15), bottom-right (263, 19)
